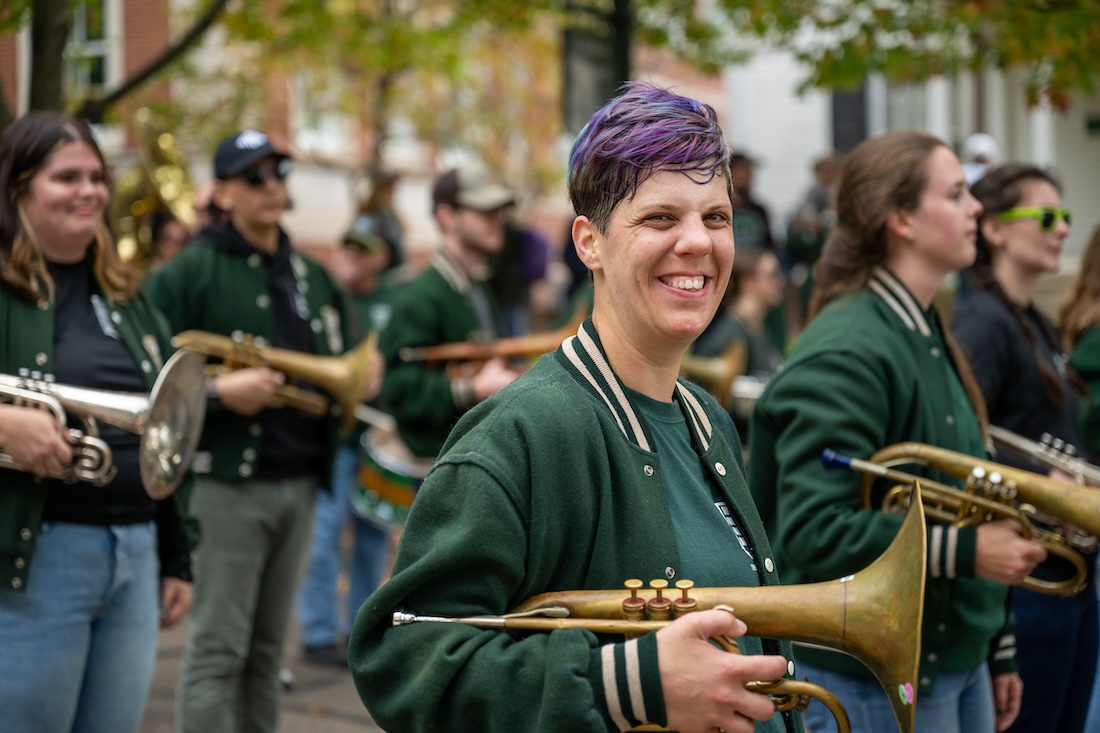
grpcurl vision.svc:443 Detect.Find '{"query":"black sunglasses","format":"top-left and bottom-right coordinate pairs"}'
top-left (241, 158), bottom-right (291, 187)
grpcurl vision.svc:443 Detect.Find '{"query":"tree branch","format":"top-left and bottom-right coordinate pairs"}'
top-left (73, 0), bottom-right (231, 122)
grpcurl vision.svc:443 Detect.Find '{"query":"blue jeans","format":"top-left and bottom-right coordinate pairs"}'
top-left (798, 661), bottom-right (994, 733)
top-left (297, 443), bottom-right (390, 648)
top-left (0, 521), bottom-right (159, 733)
top-left (1085, 558), bottom-right (1100, 732)
top-left (177, 475), bottom-right (316, 733)
top-left (1008, 583), bottom-right (1098, 732)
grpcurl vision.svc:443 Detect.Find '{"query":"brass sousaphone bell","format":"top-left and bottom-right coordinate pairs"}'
top-left (394, 491), bottom-right (928, 733)
top-left (110, 108), bottom-right (197, 269)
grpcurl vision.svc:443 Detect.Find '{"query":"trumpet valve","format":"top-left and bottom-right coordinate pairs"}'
top-left (646, 579), bottom-right (672, 620)
top-left (622, 579), bottom-right (646, 620)
top-left (672, 579), bottom-right (697, 617)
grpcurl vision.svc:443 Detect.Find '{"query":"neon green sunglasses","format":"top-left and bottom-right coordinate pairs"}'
top-left (998, 206), bottom-right (1072, 233)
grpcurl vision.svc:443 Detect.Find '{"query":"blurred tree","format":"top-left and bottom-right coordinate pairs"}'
top-left (715, 0), bottom-right (1100, 111)
top-left (0, 0), bottom-right (230, 129)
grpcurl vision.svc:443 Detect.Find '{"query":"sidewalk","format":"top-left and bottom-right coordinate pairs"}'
top-left (140, 616), bottom-right (384, 733)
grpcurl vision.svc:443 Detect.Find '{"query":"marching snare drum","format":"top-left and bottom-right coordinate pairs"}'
top-left (353, 425), bottom-right (434, 528)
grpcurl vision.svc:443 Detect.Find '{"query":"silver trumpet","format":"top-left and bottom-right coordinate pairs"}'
top-left (989, 424), bottom-right (1100, 487)
top-left (0, 349), bottom-right (207, 499)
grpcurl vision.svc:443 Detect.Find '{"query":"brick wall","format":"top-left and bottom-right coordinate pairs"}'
top-left (1, 29), bottom-right (18, 115)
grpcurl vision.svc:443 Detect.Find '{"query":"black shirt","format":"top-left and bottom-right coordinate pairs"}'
top-left (41, 259), bottom-right (154, 525)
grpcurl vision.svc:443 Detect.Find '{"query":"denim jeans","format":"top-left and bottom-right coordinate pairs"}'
top-left (177, 475), bottom-right (316, 733)
top-left (297, 443), bottom-right (390, 648)
top-left (798, 661), bottom-right (994, 733)
top-left (0, 521), bottom-right (159, 733)
top-left (1008, 583), bottom-right (1098, 732)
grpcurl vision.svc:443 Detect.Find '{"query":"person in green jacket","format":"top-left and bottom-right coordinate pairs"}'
top-left (378, 166), bottom-right (522, 461)
top-left (1060, 224), bottom-right (1100, 459)
top-left (748, 130), bottom-right (1048, 733)
top-left (144, 129), bottom-right (381, 733)
top-left (350, 81), bottom-right (799, 733)
top-left (0, 111), bottom-right (194, 733)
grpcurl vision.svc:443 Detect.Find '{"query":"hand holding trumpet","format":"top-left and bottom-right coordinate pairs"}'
top-left (974, 519), bottom-right (1047, 586)
top-left (0, 403), bottom-right (72, 477)
top-left (657, 608), bottom-right (789, 733)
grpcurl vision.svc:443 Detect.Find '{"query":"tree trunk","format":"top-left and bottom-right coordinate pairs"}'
top-left (28, 0), bottom-right (71, 112)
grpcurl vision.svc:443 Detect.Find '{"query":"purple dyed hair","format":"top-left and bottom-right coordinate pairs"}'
top-left (568, 81), bottom-right (731, 233)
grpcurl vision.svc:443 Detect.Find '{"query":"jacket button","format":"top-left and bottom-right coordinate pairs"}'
top-left (243, 448), bottom-right (257, 461)
top-left (35, 352), bottom-right (47, 366)
top-left (946, 415), bottom-right (955, 426)
top-left (13, 557), bottom-right (24, 569)
top-left (921, 676), bottom-right (931, 686)
top-left (37, 299), bottom-right (49, 310)
top-left (141, 360), bottom-right (153, 373)
top-left (927, 652), bottom-right (938, 663)
top-left (644, 465), bottom-right (654, 476)
top-left (256, 295), bottom-right (271, 309)
top-left (248, 254), bottom-right (261, 268)
top-left (764, 557), bottom-right (775, 573)
top-left (111, 311), bottom-right (122, 324)
top-left (19, 528), bottom-right (31, 541)
top-left (714, 462), bottom-right (726, 476)
top-left (249, 423), bottom-right (263, 437)
top-left (787, 660), bottom-right (795, 676)
top-left (311, 318), bottom-right (323, 333)
top-left (239, 464), bottom-right (253, 478)
top-left (930, 347), bottom-right (941, 358)
top-left (664, 566), bottom-right (675, 579)
top-left (11, 577), bottom-right (22, 589)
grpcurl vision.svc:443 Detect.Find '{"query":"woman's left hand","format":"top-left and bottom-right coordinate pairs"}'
top-left (160, 577), bottom-right (193, 629)
top-left (992, 671), bottom-right (1022, 731)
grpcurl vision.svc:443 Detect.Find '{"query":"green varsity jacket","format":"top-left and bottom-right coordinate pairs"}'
top-left (0, 279), bottom-right (193, 591)
top-left (350, 318), bottom-right (801, 733)
top-left (748, 267), bottom-right (1016, 695)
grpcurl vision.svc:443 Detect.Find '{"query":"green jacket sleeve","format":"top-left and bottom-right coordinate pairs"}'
top-left (348, 460), bottom-right (662, 733)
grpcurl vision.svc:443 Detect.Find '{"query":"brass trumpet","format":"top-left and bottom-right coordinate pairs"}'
top-left (397, 302), bottom-right (587, 375)
top-left (824, 443), bottom-right (1097, 596)
top-left (172, 330), bottom-right (377, 435)
top-left (0, 349), bottom-right (207, 499)
top-left (394, 492), bottom-right (928, 733)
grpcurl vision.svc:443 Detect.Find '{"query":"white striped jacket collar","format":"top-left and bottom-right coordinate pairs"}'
top-left (559, 319), bottom-right (716, 454)
top-left (430, 250), bottom-right (473, 296)
top-left (868, 266), bottom-right (933, 337)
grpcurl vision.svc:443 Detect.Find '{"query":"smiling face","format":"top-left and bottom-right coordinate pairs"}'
top-left (19, 141), bottom-right (109, 263)
top-left (575, 167), bottom-right (735, 357)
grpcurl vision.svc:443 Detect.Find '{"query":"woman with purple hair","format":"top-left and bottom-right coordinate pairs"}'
top-left (349, 82), bottom-right (800, 733)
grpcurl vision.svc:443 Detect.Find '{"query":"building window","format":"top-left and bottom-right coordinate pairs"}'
top-left (65, 0), bottom-right (109, 93)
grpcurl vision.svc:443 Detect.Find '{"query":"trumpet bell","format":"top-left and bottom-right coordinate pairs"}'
top-left (141, 349), bottom-right (208, 499)
top-left (508, 491), bottom-right (928, 732)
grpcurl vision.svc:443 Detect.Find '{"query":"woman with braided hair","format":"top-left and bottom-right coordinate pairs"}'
top-left (951, 163), bottom-right (1097, 733)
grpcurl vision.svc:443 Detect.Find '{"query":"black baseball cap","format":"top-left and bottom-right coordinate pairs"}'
top-left (213, 130), bottom-right (290, 180)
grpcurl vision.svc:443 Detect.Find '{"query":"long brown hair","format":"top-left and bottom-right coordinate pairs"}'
top-left (1059, 225), bottom-right (1100, 351)
top-left (0, 111), bottom-right (140, 303)
top-left (809, 130), bottom-right (988, 430)
top-left (967, 164), bottom-right (1073, 408)
top-left (809, 130), bottom-right (945, 319)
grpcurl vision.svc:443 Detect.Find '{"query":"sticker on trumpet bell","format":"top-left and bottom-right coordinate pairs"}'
top-left (898, 682), bottom-right (915, 705)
